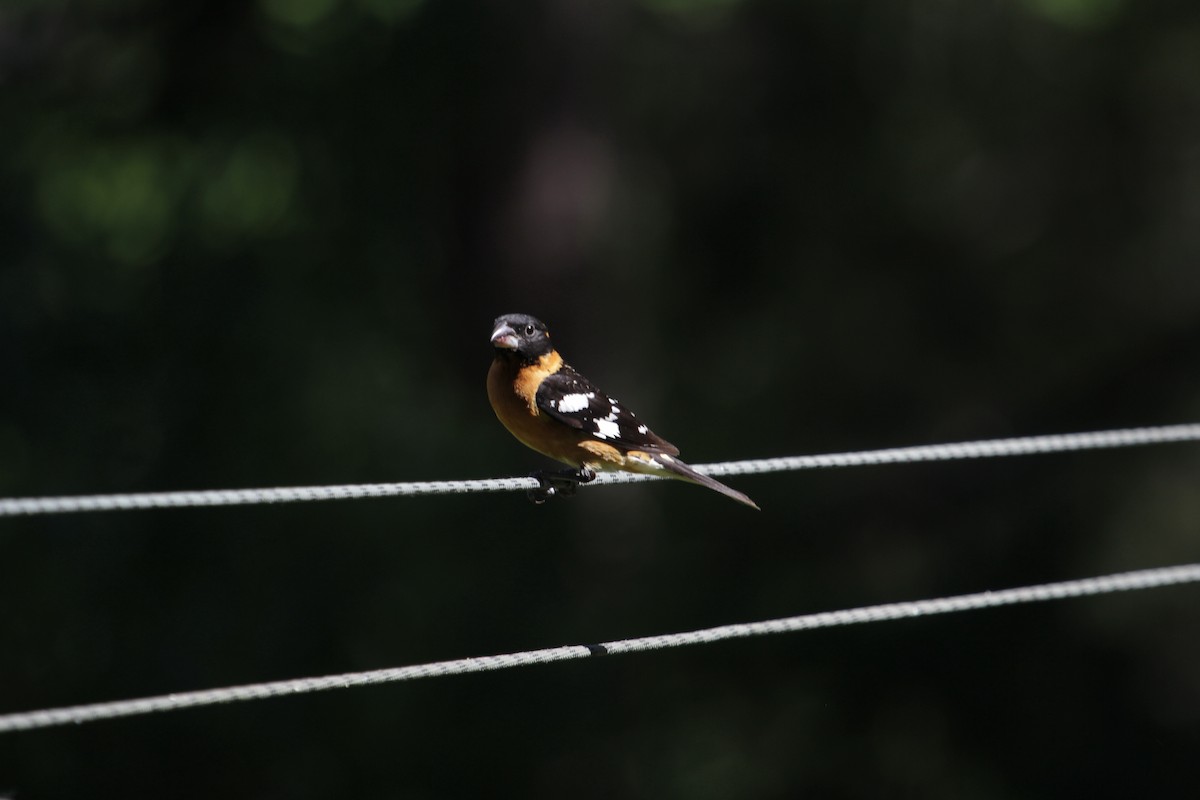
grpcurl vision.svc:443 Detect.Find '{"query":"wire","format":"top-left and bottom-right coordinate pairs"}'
top-left (1, 423), bottom-right (1198, 517)
top-left (1, 562), bottom-right (1196, 733)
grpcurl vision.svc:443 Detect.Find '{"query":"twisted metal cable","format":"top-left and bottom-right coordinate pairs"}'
top-left (1, 563), bottom-right (1196, 733)
top-left (2, 423), bottom-right (1197, 517)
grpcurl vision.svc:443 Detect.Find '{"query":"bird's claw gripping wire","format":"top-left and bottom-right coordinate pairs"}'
top-left (527, 467), bottom-right (597, 505)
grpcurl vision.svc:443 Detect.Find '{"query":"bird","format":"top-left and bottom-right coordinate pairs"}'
top-left (487, 313), bottom-right (759, 509)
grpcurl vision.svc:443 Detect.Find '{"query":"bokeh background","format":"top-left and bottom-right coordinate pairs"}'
top-left (2, 0), bottom-right (1199, 796)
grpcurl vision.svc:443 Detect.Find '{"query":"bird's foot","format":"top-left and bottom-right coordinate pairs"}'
top-left (527, 467), bottom-right (597, 505)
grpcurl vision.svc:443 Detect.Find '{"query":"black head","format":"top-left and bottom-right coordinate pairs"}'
top-left (490, 313), bottom-right (553, 362)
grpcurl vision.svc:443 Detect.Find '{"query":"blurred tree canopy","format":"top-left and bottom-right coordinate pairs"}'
top-left (2, 0), bottom-right (1199, 797)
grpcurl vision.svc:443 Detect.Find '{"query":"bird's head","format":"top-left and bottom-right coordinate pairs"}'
top-left (491, 313), bottom-right (553, 362)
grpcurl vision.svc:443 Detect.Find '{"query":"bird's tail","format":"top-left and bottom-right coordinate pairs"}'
top-left (654, 454), bottom-right (760, 510)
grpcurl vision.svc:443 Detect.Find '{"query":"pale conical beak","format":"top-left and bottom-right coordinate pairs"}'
top-left (491, 322), bottom-right (518, 349)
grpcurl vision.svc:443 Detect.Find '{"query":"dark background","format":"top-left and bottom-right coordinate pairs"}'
top-left (2, 0), bottom-right (1199, 796)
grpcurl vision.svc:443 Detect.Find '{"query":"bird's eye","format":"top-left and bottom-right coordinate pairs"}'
top-left (524, 324), bottom-right (535, 335)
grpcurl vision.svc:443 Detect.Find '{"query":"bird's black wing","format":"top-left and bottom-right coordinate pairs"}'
top-left (535, 364), bottom-right (680, 456)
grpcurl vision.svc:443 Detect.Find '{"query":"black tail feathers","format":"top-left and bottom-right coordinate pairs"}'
top-left (656, 456), bottom-right (759, 510)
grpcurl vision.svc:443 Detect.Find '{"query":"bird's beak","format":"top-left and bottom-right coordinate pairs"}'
top-left (491, 322), bottom-right (518, 349)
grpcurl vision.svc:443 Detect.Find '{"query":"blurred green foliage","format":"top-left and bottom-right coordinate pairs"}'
top-left (1022, 0), bottom-right (1124, 28)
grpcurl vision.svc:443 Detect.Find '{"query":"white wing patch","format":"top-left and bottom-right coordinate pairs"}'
top-left (556, 392), bottom-right (595, 413)
top-left (536, 365), bottom-right (679, 455)
top-left (593, 418), bottom-right (621, 440)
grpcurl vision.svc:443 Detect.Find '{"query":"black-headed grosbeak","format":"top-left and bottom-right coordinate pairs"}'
top-left (487, 313), bottom-right (759, 509)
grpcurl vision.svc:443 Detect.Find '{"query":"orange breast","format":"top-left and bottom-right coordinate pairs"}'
top-left (487, 352), bottom-right (586, 467)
